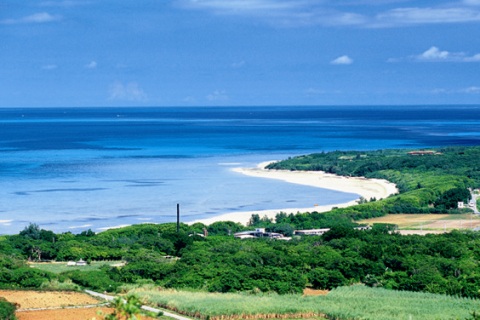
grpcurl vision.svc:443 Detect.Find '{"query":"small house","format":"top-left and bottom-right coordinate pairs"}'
top-left (76, 259), bottom-right (87, 266)
top-left (294, 228), bottom-right (330, 236)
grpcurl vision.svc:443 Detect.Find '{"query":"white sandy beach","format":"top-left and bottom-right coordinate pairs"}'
top-left (191, 161), bottom-right (398, 226)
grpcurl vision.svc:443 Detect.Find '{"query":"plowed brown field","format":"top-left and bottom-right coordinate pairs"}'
top-left (17, 307), bottom-right (114, 320)
top-left (0, 290), bottom-right (102, 309)
top-left (0, 290), bottom-right (156, 320)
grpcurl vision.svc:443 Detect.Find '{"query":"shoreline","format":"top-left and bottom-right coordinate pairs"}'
top-left (190, 161), bottom-right (399, 226)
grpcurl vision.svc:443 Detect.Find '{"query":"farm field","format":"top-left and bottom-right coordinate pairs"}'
top-left (17, 307), bottom-right (114, 320)
top-left (0, 290), bottom-right (157, 320)
top-left (0, 290), bottom-right (106, 320)
top-left (358, 213), bottom-right (480, 234)
top-left (126, 284), bottom-right (480, 320)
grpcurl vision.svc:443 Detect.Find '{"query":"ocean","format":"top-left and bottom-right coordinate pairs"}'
top-left (1, 105), bottom-right (480, 234)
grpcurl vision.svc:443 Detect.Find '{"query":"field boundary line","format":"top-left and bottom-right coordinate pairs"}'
top-left (16, 303), bottom-right (109, 312)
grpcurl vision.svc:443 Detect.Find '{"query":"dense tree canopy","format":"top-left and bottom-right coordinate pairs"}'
top-left (3, 223), bottom-right (480, 298)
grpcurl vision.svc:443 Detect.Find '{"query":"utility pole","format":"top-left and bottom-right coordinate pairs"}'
top-left (176, 203), bottom-right (180, 233)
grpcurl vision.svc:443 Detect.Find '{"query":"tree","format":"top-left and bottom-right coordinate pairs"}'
top-left (19, 223), bottom-right (41, 240)
top-left (79, 229), bottom-right (95, 237)
top-left (435, 187), bottom-right (471, 210)
top-left (248, 214), bottom-right (261, 226)
top-left (207, 221), bottom-right (245, 236)
top-left (270, 223), bottom-right (295, 237)
top-left (308, 268), bottom-right (347, 290)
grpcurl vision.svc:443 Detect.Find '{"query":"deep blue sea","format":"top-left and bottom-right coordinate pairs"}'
top-left (1, 105), bottom-right (480, 234)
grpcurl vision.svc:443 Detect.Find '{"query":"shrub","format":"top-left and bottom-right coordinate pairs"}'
top-left (115, 261), bottom-right (175, 283)
top-left (62, 270), bottom-right (119, 292)
top-left (308, 268), bottom-right (347, 290)
top-left (40, 279), bottom-right (81, 291)
top-left (0, 298), bottom-right (17, 320)
top-left (4, 268), bottom-right (55, 289)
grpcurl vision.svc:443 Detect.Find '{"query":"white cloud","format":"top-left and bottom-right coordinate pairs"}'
top-left (462, 86), bottom-right (480, 93)
top-left (85, 61), bottom-right (97, 69)
top-left (1, 12), bottom-right (61, 24)
top-left (231, 60), bottom-right (246, 68)
top-left (206, 90), bottom-right (229, 101)
top-left (179, 0), bottom-right (301, 14)
top-left (414, 46), bottom-right (480, 62)
top-left (331, 55), bottom-right (353, 65)
top-left (183, 96), bottom-right (197, 103)
top-left (305, 88), bottom-right (326, 95)
top-left (375, 7), bottom-right (480, 26)
top-left (108, 81), bottom-right (148, 102)
top-left (177, 0), bottom-right (367, 27)
top-left (464, 53), bottom-right (480, 62)
top-left (431, 88), bottom-right (450, 94)
top-left (40, 0), bottom-right (90, 7)
top-left (417, 46), bottom-right (450, 60)
top-left (178, 0), bottom-right (480, 28)
top-left (326, 12), bottom-right (367, 26)
top-left (431, 86), bottom-right (480, 94)
top-left (41, 64), bottom-right (58, 70)
top-left (464, 0), bottom-right (480, 6)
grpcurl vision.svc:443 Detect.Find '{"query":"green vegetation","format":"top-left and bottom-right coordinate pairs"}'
top-left (155, 227), bottom-right (480, 298)
top-left (0, 252), bottom-right (57, 289)
top-left (30, 261), bottom-right (123, 274)
top-left (97, 294), bottom-right (162, 320)
top-left (0, 298), bottom-right (17, 320)
top-left (266, 146), bottom-right (480, 225)
top-left (4, 222), bottom-right (480, 299)
top-left (127, 284), bottom-right (480, 320)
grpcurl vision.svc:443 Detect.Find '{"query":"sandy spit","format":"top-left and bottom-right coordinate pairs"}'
top-left (190, 161), bottom-right (398, 226)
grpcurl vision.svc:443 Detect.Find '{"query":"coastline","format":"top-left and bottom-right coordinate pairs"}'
top-left (190, 161), bottom-right (399, 226)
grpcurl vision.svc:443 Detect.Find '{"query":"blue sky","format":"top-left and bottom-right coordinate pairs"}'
top-left (1, 0), bottom-right (480, 107)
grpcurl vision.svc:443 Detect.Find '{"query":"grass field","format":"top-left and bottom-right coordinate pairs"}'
top-left (29, 261), bottom-right (124, 274)
top-left (358, 213), bottom-right (480, 234)
top-left (126, 284), bottom-right (480, 320)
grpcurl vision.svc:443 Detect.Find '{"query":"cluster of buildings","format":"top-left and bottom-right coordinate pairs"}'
top-left (234, 226), bottom-right (371, 240)
top-left (407, 150), bottom-right (442, 156)
top-left (233, 228), bottom-right (291, 240)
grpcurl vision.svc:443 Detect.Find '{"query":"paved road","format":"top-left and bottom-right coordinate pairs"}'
top-left (85, 290), bottom-right (191, 320)
top-left (471, 190), bottom-right (479, 214)
top-left (474, 196), bottom-right (479, 214)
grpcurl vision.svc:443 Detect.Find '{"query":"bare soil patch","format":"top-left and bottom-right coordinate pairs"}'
top-left (16, 307), bottom-right (113, 320)
top-left (397, 230), bottom-right (446, 235)
top-left (16, 307), bottom-right (157, 320)
top-left (359, 214), bottom-right (480, 232)
top-left (303, 288), bottom-right (329, 296)
top-left (0, 290), bottom-right (157, 320)
top-left (0, 290), bottom-right (101, 310)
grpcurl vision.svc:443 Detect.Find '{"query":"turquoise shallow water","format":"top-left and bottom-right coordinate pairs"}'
top-left (1, 105), bottom-right (479, 234)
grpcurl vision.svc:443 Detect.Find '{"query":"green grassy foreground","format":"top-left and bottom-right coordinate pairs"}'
top-left (126, 284), bottom-right (480, 320)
